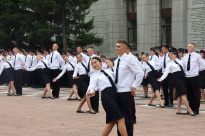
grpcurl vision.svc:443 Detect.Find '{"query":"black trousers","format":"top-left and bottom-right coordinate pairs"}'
top-left (90, 91), bottom-right (99, 112)
top-left (14, 69), bottom-right (23, 95)
top-left (117, 92), bottom-right (134, 136)
top-left (31, 71), bottom-right (37, 87)
top-left (60, 70), bottom-right (68, 87)
top-left (162, 73), bottom-right (173, 104)
top-left (24, 71), bottom-right (31, 86)
top-left (36, 69), bottom-right (43, 87)
top-left (50, 69), bottom-right (60, 97)
top-left (185, 76), bottom-right (200, 113)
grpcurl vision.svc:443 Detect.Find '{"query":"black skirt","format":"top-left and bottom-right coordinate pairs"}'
top-left (141, 78), bottom-right (148, 85)
top-left (172, 71), bottom-right (187, 97)
top-left (78, 75), bottom-right (89, 96)
top-left (147, 70), bottom-right (161, 92)
top-left (199, 70), bottom-right (205, 89)
top-left (42, 68), bottom-right (51, 84)
top-left (5, 68), bottom-right (15, 82)
top-left (67, 71), bottom-right (77, 86)
top-left (101, 87), bottom-right (124, 124)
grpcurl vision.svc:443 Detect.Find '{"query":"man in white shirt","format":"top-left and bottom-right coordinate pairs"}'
top-left (161, 45), bottom-right (174, 107)
top-left (30, 50), bottom-right (38, 88)
top-left (44, 49), bottom-right (50, 61)
top-left (87, 46), bottom-right (99, 113)
top-left (114, 40), bottom-right (144, 136)
top-left (183, 43), bottom-right (205, 115)
top-left (24, 50), bottom-right (32, 87)
top-left (49, 43), bottom-right (64, 98)
top-left (76, 46), bottom-right (89, 64)
top-left (13, 47), bottom-right (25, 95)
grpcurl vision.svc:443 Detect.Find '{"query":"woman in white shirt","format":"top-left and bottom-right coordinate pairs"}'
top-left (87, 57), bottom-right (127, 136)
top-left (0, 55), bottom-right (16, 96)
top-left (106, 58), bottom-right (114, 73)
top-left (53, 56), bottom-right (81, 100)
top-left (158, 52), bottom-right (195, 116)
top-left (141, 54), bottom-right (165, 108)
top-left (25, 55), bottom-right (54, 99)
top-left (199, 50), bottom-right (205, 102)
top-left (73, 54), bottom-right (95, 114)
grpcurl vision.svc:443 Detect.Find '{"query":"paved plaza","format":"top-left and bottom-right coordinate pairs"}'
top-left (0, 86), bottom-right (205, 136)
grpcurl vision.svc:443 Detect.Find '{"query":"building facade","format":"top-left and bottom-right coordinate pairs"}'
top-left (86, 0), bottom-right (205, 58)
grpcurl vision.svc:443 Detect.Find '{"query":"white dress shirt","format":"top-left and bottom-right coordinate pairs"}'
top-left (73, 62), bottom-right (88, 77)
top-left (199, 59), bottom-right (205, 71)
top-left (160, 59), bottom-right (183, 80)
top-left (182, 51), bottom-right (205, 77)
top-left (30, 55), bottom-right (37, 67)
top-left (114, 53), bottom-right (144, 93)
top-left (69, 56), bottom-right (77, 65)
top-left (88, 54), bottom-right (97, 77)
top-left (44, 54), bottom-right (50, 61)
top-left (142, 60), bottom-right (159, 75)
top-left (56, 62), bottom-right (75, 79)
top-left (149, 54), bottom-right (160, 70)
top-left (24, 55), bottom-right (32, 68)
top-left (129, 52), bottom-right (143, 70)
top-left (0, 55), bottom-right (3, 67)
top-left (27, 59), bottom-right (50, 71)
top-left (49, 50), bottom-right (64, 69)
top-left (87, 69), bottom-right (114, 93)
top-left (60, 61), bottom-right (66, 70)
top-left (102, 62), bottom-right (107, 70)
top-left (160, 52), bottom-right (171, 73)
top-left (80, 52), bottom-right (89, 64)
top-left (13, 53), bottom-right (25, 70)
top-left (0, 61), bottom-right (14, 75)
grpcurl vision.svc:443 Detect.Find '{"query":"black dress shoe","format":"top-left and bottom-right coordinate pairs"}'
top-left (164, 103), bottom-right (169, 106)
top-left (159, 104), bottom-right (166, 108)
top-left (76, 111), bottom-right (85, 113)
top-left (90, 111), bottom-right (96, 114)
top-left (167, 103), bottom-right (173, 107)
top-left (141, 96), bottom-right (148, 98)
top-left (148, 104), bottom-right (156, 106)
top-left (194, 111), bottom-right (199, 115)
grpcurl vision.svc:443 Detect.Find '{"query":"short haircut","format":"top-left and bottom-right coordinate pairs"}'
top-left (77, 46), bottom-right (83, 50)
top-left (53, 43), bottom-right (59, 47)
top-left (150, 47), bottom-right (156, 52)
top-left (117, 40), bottom-right (129, 47)
top-left (189, 43), bottom-right (196, 46)
top-left (100, 55), bottom-right (106, 59)
top-left (87, 46), bottom-right (94, 50)
top-left (162, 45), bottom-right (169, 50)
top-left (13, 47), bottom-right (19, 50)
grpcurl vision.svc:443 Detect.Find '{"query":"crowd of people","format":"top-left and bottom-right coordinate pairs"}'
top-left (0, 41), bottom-right (205, 136)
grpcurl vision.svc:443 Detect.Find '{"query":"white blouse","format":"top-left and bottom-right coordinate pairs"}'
top-left (160, 59), bottom-right (183, 81)
top-left (73, 62), bottom-right (88, 77)
top-left (142, 60), bottom-right (159, 75)
top-left (26, 59), bottom-right (50, 71)
top-left (56, 62), bottom-right (75, 79)
top-left (87, 69), bottom-right (114, 93)
top-left (0, 61), bottom-right (14, 75)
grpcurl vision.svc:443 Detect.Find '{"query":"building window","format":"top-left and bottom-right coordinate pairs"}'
top-left (162, 0), bottom-right (172, 9)
top-left (127, 0), bottom-right (137, 48)
top-left (128, 0), bottom-right (137, 13)
top-left (128, 19), bottom-right (137, 47)
top-left (161, 17), bottom-right (171, 46)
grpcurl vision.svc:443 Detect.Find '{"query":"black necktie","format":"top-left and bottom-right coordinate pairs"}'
top-left (187, 54), bottom-right (191, 71)
top-left (25, 56), bottom-right (27, 62)
top-left (69, 62), bottom-right (75, 70)
top-left (164, 54), bottom-right (166, 68)
top-left (51, 52), bottom-right (54, 63)
top-left (6, 61), bottom-right (12, 68)
top-left (101, 70), bottom-right (117, 91)
top-left (31, 56), bottom-right (33, 66)
top-left (41, 60), bottom-right (48, 68)
top-left (88, 57), bottom-right (91, 72)
top-left (150, 56), bottom-right (153, 60)
top-left (115, 59), bottom-right (120, 84)
top-left (111, 68), bottom-right (114, 72)
top-left (14, 55), bottom-right (16, 66)
top-left (81, 63), bottom-right (88, 74)
top-left (146, 61), bottom-right (155, 71)
top-left (174, 60), bottom-right (184, 72)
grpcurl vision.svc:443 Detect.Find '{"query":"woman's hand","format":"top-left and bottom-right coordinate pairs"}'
top-left (73, 76), bottom-right (79, 79)
top-left (87, 90), bottom-right (96, 97)
top-left (157, 78), bottom-right (162, 82)
top-left (52, 78), bottom-right (57, 82)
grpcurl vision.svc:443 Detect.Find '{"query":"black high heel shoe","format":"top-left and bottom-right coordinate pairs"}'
top-left (188, 111), bottom-right (196, 116)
